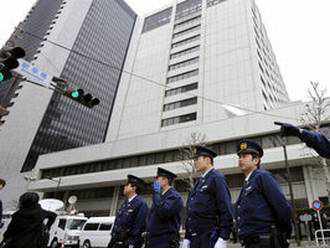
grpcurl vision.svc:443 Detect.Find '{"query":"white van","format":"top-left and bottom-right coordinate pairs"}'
top-left (79, 216), bottom-right (116, 248)
top-left (48, 214), bottom-right (88, 247)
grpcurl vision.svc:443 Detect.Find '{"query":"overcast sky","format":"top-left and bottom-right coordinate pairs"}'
top-left (0, 0), bottom-right (329, 102)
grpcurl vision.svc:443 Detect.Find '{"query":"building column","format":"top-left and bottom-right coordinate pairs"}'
top-left (303, 165), bottom-right (316, 206)
top-left (110, 186), bottom-right (120, 216)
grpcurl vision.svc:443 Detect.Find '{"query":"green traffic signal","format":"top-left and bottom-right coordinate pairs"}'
top-left (0, 67), bottom-right (13, 83)
top-left (71, 90), bottom-right (79, 98)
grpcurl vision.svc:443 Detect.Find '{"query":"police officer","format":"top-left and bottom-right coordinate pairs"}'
top-left (183, 146), bottom-right (233, 248)
top-left (108, 175), bottom-right (149, 248)
top-left (275, 122), bottom-right (330, 159)
top-left (235, 140), bottom-right (292, 248)
top-left (146, 167), bottom-right (184, 248)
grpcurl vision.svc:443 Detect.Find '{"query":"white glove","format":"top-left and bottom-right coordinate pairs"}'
top-left (214, 238), bottom-right (227, 248)
top-left (182, 239), bottom-right (191, 248)
top-left (129, 245), bottom-right (134, 248)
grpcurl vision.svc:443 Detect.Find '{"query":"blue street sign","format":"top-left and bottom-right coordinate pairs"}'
top-left (312, 200), bottom-right (323, 211)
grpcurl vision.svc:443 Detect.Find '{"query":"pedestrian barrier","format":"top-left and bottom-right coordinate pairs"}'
top-left (315, 229), bottom-right (330, 247)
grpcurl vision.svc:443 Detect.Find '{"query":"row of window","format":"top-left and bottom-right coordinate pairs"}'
top-left (173, 24), bottom-right (201, 39)
top-left (207, 0), bottom-right (227, 7)
top-left (174, 15), bottom-right (201, 30)
top-left (161, 112), bottom-right (197, 127)
top-left (171, 35), bottom-right (200, 49)
top-left (175, 0), bottom-right (202, 20)
top-left (170, 45), bottom-right (200, 60)
top-left (40, 125), bottom-right (330, 179)
top-left (167, 69), bottom-right (199, 84)
top-left (165, 82), bottom-right (198, 97)
top-left (142, 7), bottom-right (172, 33)
top-left (163, 97), bottom-right (197, 112)
top-left (168, 57), bottom-right (199, 71)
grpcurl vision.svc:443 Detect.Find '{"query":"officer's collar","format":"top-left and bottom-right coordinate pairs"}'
top-left (245, 169), bottom-right (258, 183)
top-left (128, 194), bottom-right (137, 203)
top-left (162, 186), bottom-right (172, 196)
top-left (202, 167), bottom-right (214, 178)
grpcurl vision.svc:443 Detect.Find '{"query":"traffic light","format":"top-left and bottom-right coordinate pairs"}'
top-left (52, 77), bottom-right (100, 108)
top-left (65, 87), bottom-right (100, 108)
top-left (0, 47), bottom-right (25, 83)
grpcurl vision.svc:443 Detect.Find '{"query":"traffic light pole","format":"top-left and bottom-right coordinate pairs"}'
top-left (282, 143), bottom-right (301, 246)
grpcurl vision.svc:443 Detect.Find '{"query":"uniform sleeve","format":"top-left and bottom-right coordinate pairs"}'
top-left (153, 193), bottom-right (183, 219)
top-left (300, 130), bottom-right (330, 159)
top-left (129, 202), bottom-right (148, 247)
top-left (258, 173), bottom-right (292, 236)
top-left (214, 176), bottom-right (234, 240)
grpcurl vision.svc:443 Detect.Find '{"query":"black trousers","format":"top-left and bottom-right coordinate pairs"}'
top-left (190, 231), bottom-right (217, 248)
top-left (242, 235), bottom-right (289, 248)
top-left (146, 233), bottom-right (180, 248)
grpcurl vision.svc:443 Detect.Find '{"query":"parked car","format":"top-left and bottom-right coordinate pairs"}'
top-left (79, 216), bottom-right (115, 248)
top-left (48, 214), bottom-right (87, 247)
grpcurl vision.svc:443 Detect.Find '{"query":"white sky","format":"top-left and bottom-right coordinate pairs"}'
top-left (0, 0), bottom-right (329, 101)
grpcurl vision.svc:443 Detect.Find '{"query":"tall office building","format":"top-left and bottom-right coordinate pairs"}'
top-left (108, 0), bottom-right (290, 142)
top-left (27, 0), bottom-right (329, 219)
top-left (0, 0), bottom-right (64, 107)
top-left (0, 0), bottom-right (136, 209)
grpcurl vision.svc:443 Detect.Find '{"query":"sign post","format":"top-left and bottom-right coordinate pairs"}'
top-left (312, 200), bottom-right (325, 246)
top-left (299, 213), bottom-right (312, 241)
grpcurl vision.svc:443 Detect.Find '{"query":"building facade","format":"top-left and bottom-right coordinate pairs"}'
top-left (0, 0), bottom-right (136, 210)
top-left (0, 0), bottom-right (64, 107)
top-left (27, 0), bottom-right (329, 217)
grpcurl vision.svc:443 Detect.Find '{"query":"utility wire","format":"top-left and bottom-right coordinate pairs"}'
top-left (18, 28), bottom-right (298, 121)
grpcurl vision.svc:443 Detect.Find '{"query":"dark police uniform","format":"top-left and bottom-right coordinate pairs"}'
top-left (185, 146), bottom-right (233, 248)
top-left (146, 167), bottom-right (184, 248)
top-left (108, 175), bottom-right (149, 248)
top-left (235, 140), bottom-right (292, 248)
top-left (276, 122), bottom-right (330, 159)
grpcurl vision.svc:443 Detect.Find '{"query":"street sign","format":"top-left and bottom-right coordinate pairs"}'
top-left (14, 59), bottom-right (51, 88)
top-left (299, 213), bottom-right (312, 222)
top-left (312, 200), bottom-right (323, 211)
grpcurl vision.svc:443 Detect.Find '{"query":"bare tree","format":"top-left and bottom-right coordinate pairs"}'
top-left (299, 81), bottom-right (330, 198)
top-left (178, 132), bottom-right (208, 190)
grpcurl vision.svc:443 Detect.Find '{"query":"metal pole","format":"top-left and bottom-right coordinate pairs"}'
top-left (283, 144), bottom-right (301, 246)
top-left (317, 210), bottom-right (326, 246)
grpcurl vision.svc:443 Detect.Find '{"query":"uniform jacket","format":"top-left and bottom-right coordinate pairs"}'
top-left (185, 168), bottom-right (233, 240)
top-left (235, 169), bottom-right (292, 239)
top-left (111, 195), bottom-right (148, 247)
top-left (147, 187), bottom-right (183, 237)
top-left (300, 130), bottom-right (330, 159)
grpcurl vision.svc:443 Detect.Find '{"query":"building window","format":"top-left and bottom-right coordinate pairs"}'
top-left (161, 112), bottom-right (197, 127)
top-left (175, 0), bottom-right (202, 20)
top-left (171, 35), bottom-right (200, 49)
top-left (142, 7), bottom-right (173, 33)
top-left (168, 57), bottom-right (199, 71)
top-left (163, 97), bottom-right (198, 111)
top-left (165, 82), bottom-right (198, 97)
top-left (174, 15), bottom-right (201, 30)
top-left (173, 25), bottom-right (201, 39)
top-left (40, 123), bottom-right (330, 179)
top-left (207, 0), bottom-right (227, 7)
top-left (167, 69), bottom-right (199, 84)
top-left (170, 45), bottom-right (200, 60)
